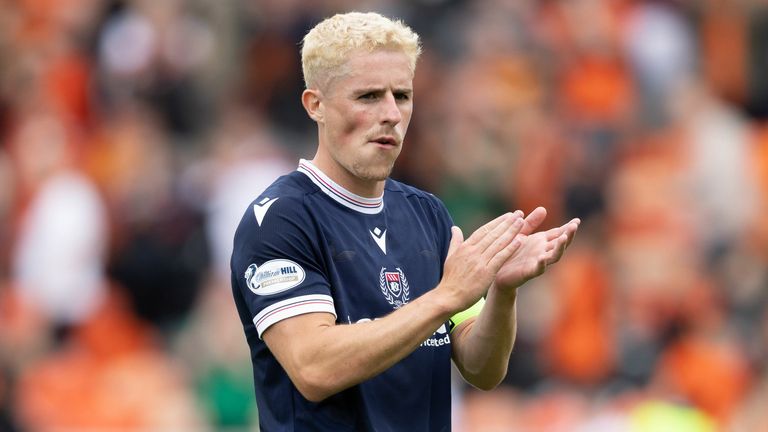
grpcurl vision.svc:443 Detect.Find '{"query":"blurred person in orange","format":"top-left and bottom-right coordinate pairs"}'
top-left (15, 289), bottom-right (205, 430)
top-left (543, 241), bottom-right (615, 384)
top-left (653, 327), bottom-right (752, 424)
top-left (230, 11), bottom-right (580, 432)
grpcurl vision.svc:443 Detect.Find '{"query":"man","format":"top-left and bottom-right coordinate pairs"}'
top-left (231, 12), bottom-right (579, 431)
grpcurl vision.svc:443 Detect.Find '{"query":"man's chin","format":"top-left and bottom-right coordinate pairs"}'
top-left (352, 162), bottom-right (394, 183)
top-left (359, 170), bottom-right (391, 182)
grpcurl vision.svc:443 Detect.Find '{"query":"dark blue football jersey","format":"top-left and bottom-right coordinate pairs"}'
top-left (231, 159), bottom-right (455, 432)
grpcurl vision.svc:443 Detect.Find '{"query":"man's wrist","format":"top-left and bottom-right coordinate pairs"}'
top-left (427, 282), bottom-right (465, 319)
top-left (488, 282), bottom-right (518, 304)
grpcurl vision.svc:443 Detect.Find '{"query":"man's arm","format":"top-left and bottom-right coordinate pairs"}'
top-left (449, 286), bottom-right (518, 390)
top-left (450, 208), bottom-right (580, 390)
top-left (263, 213), bottom-right (524, 402)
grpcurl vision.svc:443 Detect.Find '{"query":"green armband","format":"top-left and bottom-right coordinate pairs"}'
top-left (447, 298), bottom-right (485, 333)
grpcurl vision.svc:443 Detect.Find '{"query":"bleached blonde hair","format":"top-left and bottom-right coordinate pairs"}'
top-left (301, 12), bottom-right (422, 89)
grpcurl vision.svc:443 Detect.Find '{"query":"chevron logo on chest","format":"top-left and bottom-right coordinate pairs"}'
top-left (369, 227), bottom-right (387, 254)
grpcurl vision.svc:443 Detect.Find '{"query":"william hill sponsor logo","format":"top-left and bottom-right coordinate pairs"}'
top-left (245, 259), bottom-right (306, 295)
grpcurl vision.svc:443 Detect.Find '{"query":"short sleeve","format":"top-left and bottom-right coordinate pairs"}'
top-left (427, 194), bottom-right (455, 266)
top-left (231, 194), bottom-right (335, 338)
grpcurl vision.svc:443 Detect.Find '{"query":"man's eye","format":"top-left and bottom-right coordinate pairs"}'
top-left (359, 93), bottom-right (377, 100)
top-left (395, 93), bottom-right (410, 101)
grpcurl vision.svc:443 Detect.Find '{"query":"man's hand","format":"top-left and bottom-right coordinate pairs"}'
top-left (437, 212), bottom-right (525, 312)
top-left (449, 207), bottom-right (579, 390)
top-left (493, 207), bottom-right (580, 291)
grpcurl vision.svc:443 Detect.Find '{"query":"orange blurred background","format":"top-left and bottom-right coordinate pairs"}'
top-left (1, 1), bottom-right (767, 431)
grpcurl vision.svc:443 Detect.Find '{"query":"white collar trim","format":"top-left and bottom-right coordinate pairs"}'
top-left (297, 159), bottom-right (384, 214)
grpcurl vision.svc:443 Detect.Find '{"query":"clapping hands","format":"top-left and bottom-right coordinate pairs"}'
top-left (493, 207), bottom-right (580, 291)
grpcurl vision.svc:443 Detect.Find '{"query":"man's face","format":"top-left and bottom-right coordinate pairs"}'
top-left (316, 48), bottom-right (414, 188)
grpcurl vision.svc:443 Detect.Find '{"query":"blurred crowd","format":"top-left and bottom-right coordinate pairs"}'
top-left (0, 0), bottom-right (767, 431)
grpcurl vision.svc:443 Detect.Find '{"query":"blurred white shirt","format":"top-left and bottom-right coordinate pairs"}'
top-left (12, 171), bottom-right (108, 324)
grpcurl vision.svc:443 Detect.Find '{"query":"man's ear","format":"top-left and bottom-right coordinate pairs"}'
top-left (302, 89), bottom-right (324, 124)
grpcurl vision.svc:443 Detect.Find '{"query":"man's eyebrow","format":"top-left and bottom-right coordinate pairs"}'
top-left (353, 87), bottom-right (385, 95)
top-left (352, 87), bottom-right (413, 95)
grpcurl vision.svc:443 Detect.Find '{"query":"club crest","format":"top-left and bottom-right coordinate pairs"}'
top-left (379, 267), bottom-right (410, 309)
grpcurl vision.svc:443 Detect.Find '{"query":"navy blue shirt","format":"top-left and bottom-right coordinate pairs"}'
top-left (231, 160), bottom-right (455, 431)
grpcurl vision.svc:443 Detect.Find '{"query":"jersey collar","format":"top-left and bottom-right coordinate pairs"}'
top-left (297, 159), bottom-right (384, 214)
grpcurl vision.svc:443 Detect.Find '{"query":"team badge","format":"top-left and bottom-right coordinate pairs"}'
top-left (379, 267), bottom-right (410, 308)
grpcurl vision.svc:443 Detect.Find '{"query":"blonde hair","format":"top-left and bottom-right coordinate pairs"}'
top-left (301, 12), bottom-right (422, 89)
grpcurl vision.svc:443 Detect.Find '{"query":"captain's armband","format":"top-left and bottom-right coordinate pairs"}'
top-left (447, 298), bottom-right (485, 333)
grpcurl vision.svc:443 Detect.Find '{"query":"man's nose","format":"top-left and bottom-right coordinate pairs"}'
top-left (381, 92), bottom-right (402, 125)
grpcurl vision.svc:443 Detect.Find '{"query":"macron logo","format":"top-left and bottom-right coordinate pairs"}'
top-left (370, 227), bottom-right (387, 254)
top-left (254, 197), bottom-right (279, 226)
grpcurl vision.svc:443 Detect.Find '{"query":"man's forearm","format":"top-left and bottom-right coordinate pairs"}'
top-left (263, 287), bottom-right (457, 402)
top-left (451, 284), bottom-right (518, 390)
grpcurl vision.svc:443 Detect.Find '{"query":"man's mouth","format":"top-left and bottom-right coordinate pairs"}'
top-left (370, 136), bottom-right (397, 147)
